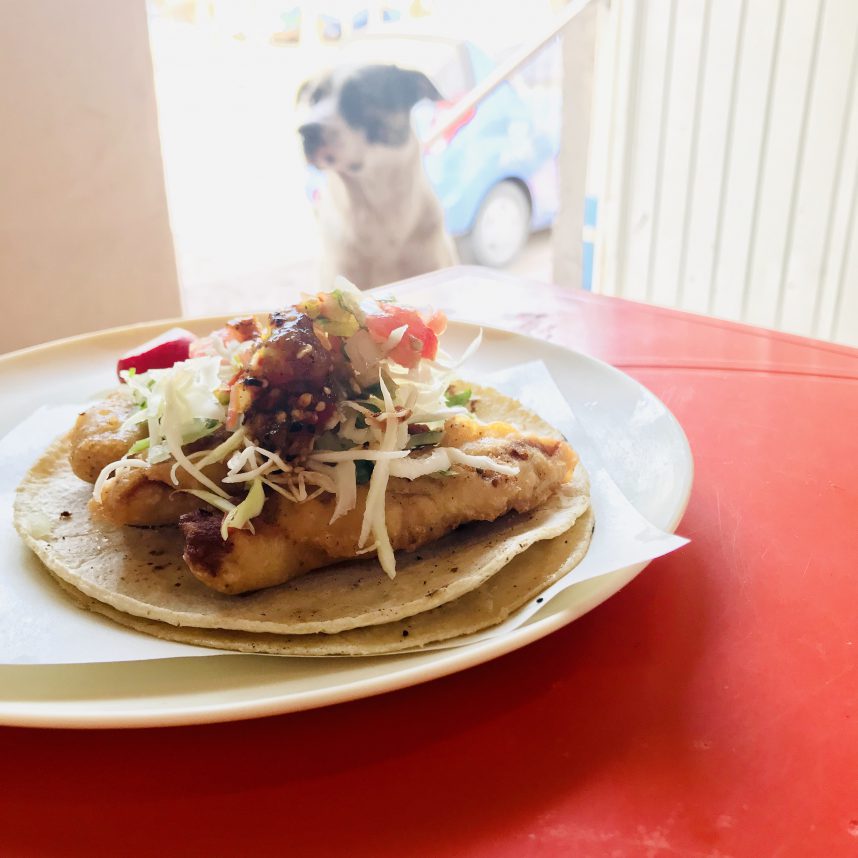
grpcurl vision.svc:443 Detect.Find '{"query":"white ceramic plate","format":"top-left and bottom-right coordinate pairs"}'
top-left (0, 319), bottom-right (692, 728)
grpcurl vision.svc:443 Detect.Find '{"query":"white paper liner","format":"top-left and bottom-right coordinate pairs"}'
top-left (0, 362), bottom-right (688, 664)
top-left (399, 361), bottom-right (689, 651)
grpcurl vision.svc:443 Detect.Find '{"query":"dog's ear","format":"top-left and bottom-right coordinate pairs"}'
top-left (296, 72), bottom-right (334, 107)
top-left (295, 78), bottom-right (312, 106)
top-left (393, 67), bottom-right (443, 108)
top-left (345, 65), bottom-right (442, 115)
top-left (340, 65), bottom-right (443, 145)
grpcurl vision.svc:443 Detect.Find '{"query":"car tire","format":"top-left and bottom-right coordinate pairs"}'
top-left (459, 180), bottom-right (531, 268)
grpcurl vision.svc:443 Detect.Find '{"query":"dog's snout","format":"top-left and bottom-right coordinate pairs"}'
top-left (298, 122), bottom-right (323, 144)
top-left (298, 122), bottom-right (327, 162)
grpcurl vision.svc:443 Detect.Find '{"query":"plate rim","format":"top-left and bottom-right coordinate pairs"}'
top-left (0, 316), bottom-right (693, 729)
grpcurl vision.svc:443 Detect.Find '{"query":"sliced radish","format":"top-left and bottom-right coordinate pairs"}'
top-left (116, 328), bottom-right (197, 379)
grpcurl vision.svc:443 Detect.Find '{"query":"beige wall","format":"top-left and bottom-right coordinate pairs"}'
top-left (0, 0), bottom-right (180, 353)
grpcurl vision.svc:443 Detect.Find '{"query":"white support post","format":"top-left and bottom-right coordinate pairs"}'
top-left (553, 0), bottom-right (599, 289)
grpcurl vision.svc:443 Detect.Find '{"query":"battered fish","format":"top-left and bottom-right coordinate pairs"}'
top-left (70, 396), bottom-right (229, 527)
top-left (96, 462), bottom-right (218, 527)
top-left (69, 391), bottom-right (142, 483)
top-left (67, 380), bottom-right (579, 595)
top-left (180, 418), bottom-right (577, 594)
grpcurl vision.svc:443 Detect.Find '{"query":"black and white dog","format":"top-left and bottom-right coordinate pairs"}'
top-left (297, 64), bottom-right (457, 290)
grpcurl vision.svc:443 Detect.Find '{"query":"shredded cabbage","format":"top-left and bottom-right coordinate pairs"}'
top-left (358, 373), bottom-right (398, 575)
top-left (180, 488), bottom-right (237, 515)
top-left (220, 477), bottom-right (265, 540)
top-left (329, 460), bottom-right (357, 524)
top-left (120, 356), bottom-right (228, 468)
top-left (301, 327), bottom-right (489, 576)
top-left (93, 458), bottom-right (150, 503)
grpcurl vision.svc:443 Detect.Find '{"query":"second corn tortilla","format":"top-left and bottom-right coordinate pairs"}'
top-left (46, 506), bottom-right (594, 656)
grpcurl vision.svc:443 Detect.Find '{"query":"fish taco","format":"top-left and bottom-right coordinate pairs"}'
top-left (14, 281), bottom-right (593, 655)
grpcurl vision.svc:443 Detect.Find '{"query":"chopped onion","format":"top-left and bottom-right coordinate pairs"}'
top-left (344, 328), bottom-right (382, 382)
top-left (382, 324), bottom-right (408, 353)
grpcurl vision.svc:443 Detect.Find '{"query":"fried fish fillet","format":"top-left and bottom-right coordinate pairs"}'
top-left (179, 418), bottom-right (577, 594)
top-left (96, 463), bottom-right (214, 527)
top-left (70, 396), bottom-right (225, 527)
top-left (69, 391), bottom-right (142, 483)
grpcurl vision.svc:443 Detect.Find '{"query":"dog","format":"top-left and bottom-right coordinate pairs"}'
top-left (296, 63), bottom-right (457, 290)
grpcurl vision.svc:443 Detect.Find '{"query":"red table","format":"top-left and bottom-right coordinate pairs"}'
top-left (2, 267), bottom-right (856, 856)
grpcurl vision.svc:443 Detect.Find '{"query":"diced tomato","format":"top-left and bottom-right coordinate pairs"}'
top-left (194, 318), bottom-right (258, 355)
top-left (116, 328), bottom-right (196, 380)
top-left (226, 382), bottom-right (243, 431)
top-left (224, 316), bottom-right (259, 343)
top-left (426, 310), bottom-right (447, 336)
top-left (365, 304), bottom-right (442, 368)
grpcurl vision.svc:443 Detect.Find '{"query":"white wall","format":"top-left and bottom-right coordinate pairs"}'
top-left (592, 0), bottom-right (858, 346)
top-left (0, 0), bottom-right (180, 353)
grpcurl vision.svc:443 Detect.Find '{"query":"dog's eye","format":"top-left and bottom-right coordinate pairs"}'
top-left (309, 85), bottom-right (330, 106)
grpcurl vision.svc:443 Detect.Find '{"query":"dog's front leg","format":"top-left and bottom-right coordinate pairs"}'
top-left (319, 242), bottom-right (373, 291)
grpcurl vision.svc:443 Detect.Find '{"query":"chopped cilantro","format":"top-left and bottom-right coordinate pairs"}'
top-left (315, 431), bottom-right (355, 452)
top-left (407, 430), bottom-right (445, 448)
top-left (127, 438), bottom-right (150, 455)
top-left (445, 386), bottom-right (472, 408)
top-left (353, 399), bottom-right (381, 429)
top-left (355, 460), bottom-right (374, 484)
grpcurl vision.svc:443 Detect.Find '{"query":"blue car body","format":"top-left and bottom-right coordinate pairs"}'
top-left (414, 41), bottom-right (561, 237)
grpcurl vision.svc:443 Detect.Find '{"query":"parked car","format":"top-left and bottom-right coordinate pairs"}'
top-left (305, 33), bottom-right (563, 268)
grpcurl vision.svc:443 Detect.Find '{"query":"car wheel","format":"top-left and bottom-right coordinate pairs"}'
top-left (460, 181), bottom-right (531, 268)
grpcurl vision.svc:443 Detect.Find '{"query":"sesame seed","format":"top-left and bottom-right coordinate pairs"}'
top-left (291, 408), bottom-right (303, 420)
top-left (315, 402), bottom-right (326, 412)
top-left (296, 344), bottom-right (313, 359)
top-left (297, 393), bottom-right (312, 407)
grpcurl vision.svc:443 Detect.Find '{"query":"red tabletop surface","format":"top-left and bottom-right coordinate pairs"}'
top-left (2, 267), bottom-right (857, 857)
